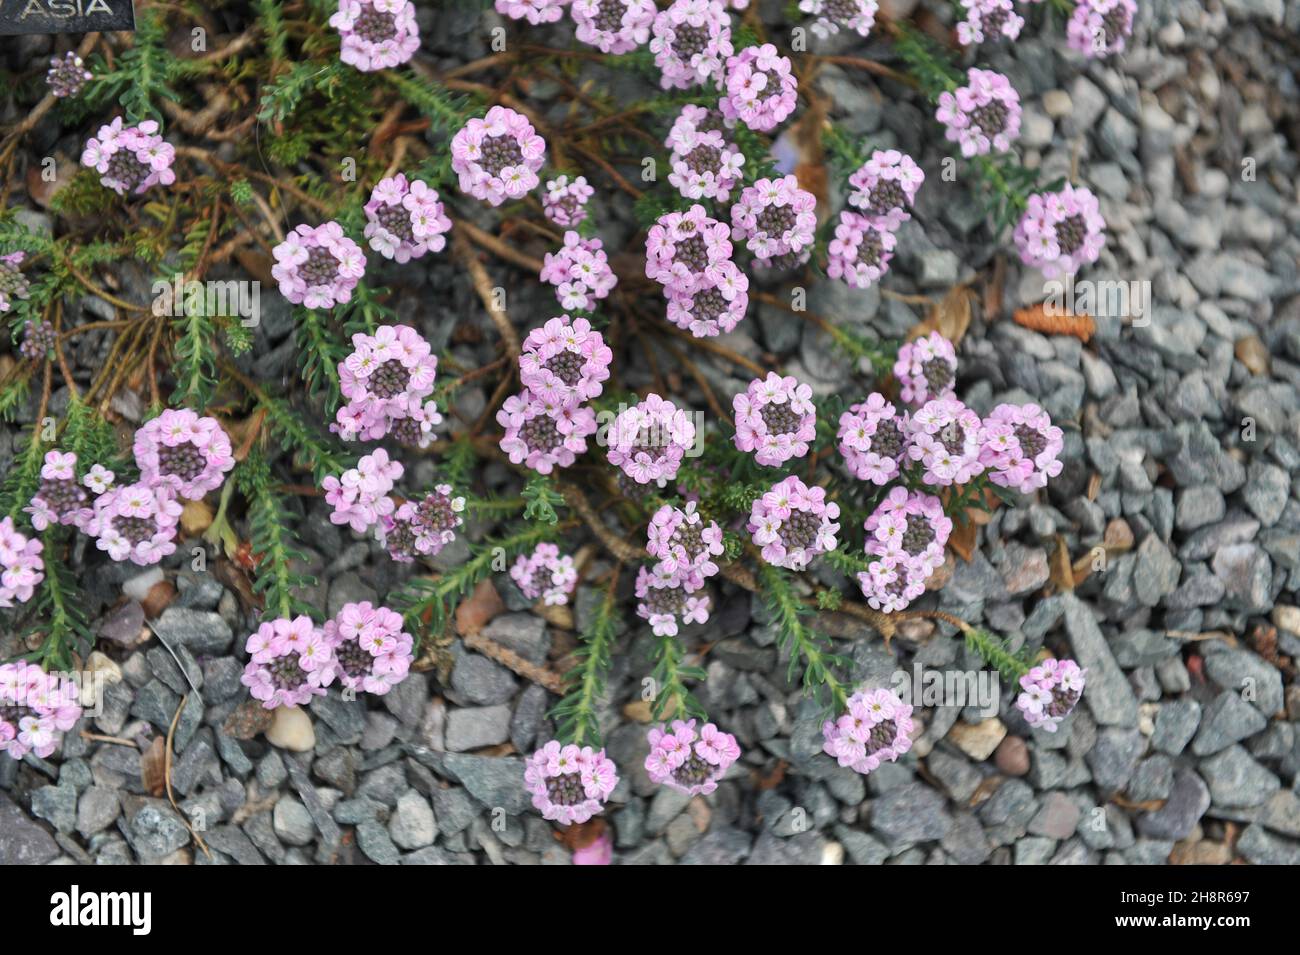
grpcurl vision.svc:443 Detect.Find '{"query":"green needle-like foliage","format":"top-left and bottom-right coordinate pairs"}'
top-left (550, 573), bottom-right (620, 747)
top-left (756, 561), bottom-right (850, 711)
top-left (237, 450), bottom-right (320, 622)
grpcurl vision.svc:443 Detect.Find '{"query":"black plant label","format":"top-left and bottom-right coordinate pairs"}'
top-left (0, 0), bottom-right (135, 35)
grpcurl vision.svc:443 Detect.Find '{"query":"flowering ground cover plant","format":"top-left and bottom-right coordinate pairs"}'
top-left (4, 0), bottom-right (1291, 870)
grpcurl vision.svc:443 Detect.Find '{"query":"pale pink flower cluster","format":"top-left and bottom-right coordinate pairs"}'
top-left (733, 373), bottom-right (816, 467)
top-left (450, 106), bottom-right (546, 206)
top-left (821, 687), bottom-right (914, 776)
top-left (666, 105), bottom-right (745, 203)
top-left (381, 485), bottom-right (465, 562)
top-left (645, 719), bottom-right (740, 795)
top-left (363, 174), bottom-right (451, 262)
top-left (25, 451), bottom-right (93, 532)
top-left (798, 0), bottom-right (877, 39)
top-left (240, 616), bottom-right (333, 709)
top-left (0, 517), bottom-right (44, 608)
top-left (1066, 0), bottom-right (1135, 59)
top-left (571, 0), bottom-right (655, 53)
top-left (542, 175), bottom-right (595, 228)
top-left (893, 331), bottom-right (957, 405)
top-left (606, 393), bottom-right (696, 486)
top-left (827, 211), bottom-right (896, 289)
top-left (646, 203), bottom-right (733, 290)
top-left (719, 44), bottom-right (797, 132)
top-left (730, 175), bottom-right (817, 269)
top-left (908, 397), bottom-right (985, 487)
top-left (46, 51), bottom-right (93, 98)
top-left (956, 0), bottom-right (1023, 46)
top-left (324, 449), bottom-right (403, 533)
top-left (133, 408), bottom-right (235, 500)
top-left (665, 263), bottom-right (749, 336)
top-left (650, 0), bottom-right (733, 90)
top-left (936, 68), bottom-right (1022, 158)
top-left (271, 221), bottom-right (366, 309)
top-left (80, 118), bottom-right (175, 196)
top-left (837, 393), bottom-right (909, 485)
top-left (511, 542), bottom-right (579, 605)
top-left (539, 231), bottom-right (618, 311)
top-left (330, 0), bottom-right (420, 72)
top-left (1015, 658), bottom-right (1086, 732)
top-left (323, 602), bottom-right (415, 696)
top-left (519, 315), bottom-right (613, 408)
top-left (635, 563), bottom-right (710, 636)
top-left (498, 389), bottom-right (597, 474)
top-left (85, 482), bottom-right (182, 566)
top-left (646, 500), bottom-right (723, 592)
top-left (847, 149), bottom-right (924, 231)
top-left (335, 325), bottom-right (441, 445)
top-left (748, 476), bottom-right (839, 570)
top-left (857, 487), bottom-right (950, 612)
top-left (495, 0), bottom-right (571, 24)
top-left (980, 402), bottom-right (1064, 494)
top-left (0, 661), bottom-right (81, 760)
top-left (1013, 183), bottom-right (1106, 277)
top-left (525, 740), bottom-right (619, 825)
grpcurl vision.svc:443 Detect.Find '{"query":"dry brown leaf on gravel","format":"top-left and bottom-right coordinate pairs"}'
top-left (140, 736), bottom-right (167, 797)
top-left (909, 285), bottom-right (974, 346)
top-left (1011, 302), bottom-right (1095, 342)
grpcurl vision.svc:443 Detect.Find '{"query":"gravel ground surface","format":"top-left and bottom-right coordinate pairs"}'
top-left (2, 0), bottom-right (1300, 865)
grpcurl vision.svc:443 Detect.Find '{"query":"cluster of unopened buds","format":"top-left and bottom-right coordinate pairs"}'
top-left (0, 251), bottom-right (30, 317)
top-left (46, 50), bottom-right (93, 98)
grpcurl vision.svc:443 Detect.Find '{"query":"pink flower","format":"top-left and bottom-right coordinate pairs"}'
top-left (381, 484), bottom-right (465, 562)
top-left (826, 210), bottom-right (896, 289)
top-left (571, 0), bottom-right (656, 54)
top-left (748, 475), bottom-right (840, 570)
top-left (542, 175), bottom-right (595, 227)
top-left (335, 325), bottom-right (441, 443)
top-left (330, 0), bottom-right (420, 72)
top-left (821, 687), bottom-right (914, 775)
top-left (664, 260), bottom-right (748, 337)
top-left (496, 0), bottom-right (571, 24)
top-left (511, 542), bottom-right (579, 605)
top-left (646, 501), bottom-right (723, 591)
top-left (892, 331), bottom-right (958, 405)
top-left (84, 482), bottom-right (182, 566)
top-left (1015, 658), bottom-right (1086, 732)
top-left (798, 0), bottom-right (877, 39)
top-left (25, 450), bottom-right (92, 531)
top-left (524, 740), bottom-right (619, 825)
top-left (907, 396), bottom-right (985, 487)
top-left (856, 486), bottom-right (951, 612)
top-left (719, 43), bottom-right (797, 132)
top-left (240, 616), bottom-right (334, 709)
top-left (650, 0), bottom-right (733, 90)
top-left (0, 661), bottom-right (81, 760)
top-left (733, 373), bottom-right (816, 466)
top-left (0, 517), bottom-right (44, 609)
top-left (730, 175), bottom-right (817, 268)
top-left (323, 602), bottom-right (414, 696)
top-left (665, 105), bottom-right (745, 203)
top-left (539, 232), bottom-right (618, 311)
top-left (635, 564), bottom-right (711, 636)
top-left (979, 402), bottom-right (1064, 494)
top-left (271, 221), bottom-right (366, 308)
top-left (837, 393), bottom-right (910, 485)
top-left (936, 68), bottom-right (1022, 158)
top-left (606, 393), bottom-right (697, 486)
top-left (363, 174), bottom-right (451, 262)
top-left (80, 118), bottom-right (176, 195)
top-left (1066, 0), bottom-right (1135, 59)
top-left (519, 315), bottom-right (612, 409)
top-left (133, 409), bottom-right (235, 500)
top-left (451, 105), bottom-right (546, 206)
top-left (645, 719), bottom-right (740, 795)
top-left (324, 451), bottom-right (403, 533)
top-left (956, 0), bottom-right (1023, 46)
top-left (498, 388), bottom-right (597, 474)
top-left (846, 149), bottom-right (924, 231)
top-left (645, 204), bottom-right (734, 292)
top-left (1013, 183), bottom-right (1106, 278)
top-left (572, 830), bottom-right (613, 864)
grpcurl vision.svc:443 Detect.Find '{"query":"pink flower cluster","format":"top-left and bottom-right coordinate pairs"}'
top-left (1067, 0), bottom-right (1135, 59)
top-left (635, 564), bottom-right (710, 636)
top-left (606, 393), bottom-right (697, 486)
top-left (324, 449), bottom-right (403, 533)
top-left (666, 105), bottom-right (745, 203)
top-left (363, 174), bottom-right (451, 262)
top-left (837, 393), bottom-right (909, 485)
top-left (335, 325), bottom-right (441, 445)
top-left (330, 0), bottom-right (420, 72)
top-left (1014, 183), bottom-right (1106, 277)
top-left (956, 0), bottom-right (1023, 46)
top-left (647, 500), bottom-right (723, 592)
top-left (719, 43), bottom-right (797, 132)
top-left (650, 0), bottom-right (732, 90)
top-left (495, 0), bottom-right (570, 24)
top-left (525, 740), bottom-right (619, 825)
top-left (323, 602), bottom-right (415, 696)
top-left (382, 484), bottom-right (465, 562)
top-left (821, 687), bottom-right (914, 776)
top-left (450, 106), bottom-right (546, 206)
top-left (827, 211), bottom-right (896, 289)
top-left (133, 409), bottom-right (235, 500)
top-left (0, 252), bottom-right (29, 315)
top-left (498, 389), bottom-right (597, 474)
top-left (936, 68), bottom-right (1022, 158)
top-left (542, 175), bottom-right (595, 228)
top-left (733, 373), bottom-right (816, 467)
top-left (847, 149), bottom-right (924, 231)
top-left (893, 331), bottom-right (957, 405)
top-left (571, 0), bottom-right (655, 54)
top-left (241, 616), bottom-right (332, 709)
top-left (647, 204), bottom-right (748, 337)
top-left (645, 719), bottom-right (740, 795)
top-left (511, 542), bottom-right (579, 605)
top-left (85, 482), bottom-right (182, 566)
top-left (980, 402), bottom-right (1064, 494)
top-left (1015, 658), bottom-right (1086, 732)
top-left (748, 476), bottom-right (839, 570)
top-left (26, 451), bottom-right (93, 532)
top-left (0, 661), bottom-right (81, 760)
top-left (857, 487), bottom-right (950, 612)
top-left (798, 0), bottom-right (877, 40)
top-left (908, 397), bottom-right (985, 487)
top-left (731, 175), bottom-right (817, 269)
top-left (519, 315), bottom-right (612, 408)
top-left (46, 51), bottom-right (93, 98)
top-left (0, 517), bottom-right (44, 608)
top-left (272, 221), bottom-right (366, 309)
top-left (540, 231), bottom-right (618, 311)
top-left (80, 118), bottom-right (175, 196)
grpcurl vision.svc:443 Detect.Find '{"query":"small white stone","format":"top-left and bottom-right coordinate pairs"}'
top-left (265, 706), bottom-right (316, 752)
top-left (122, 567), bottom-right (164, 602)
